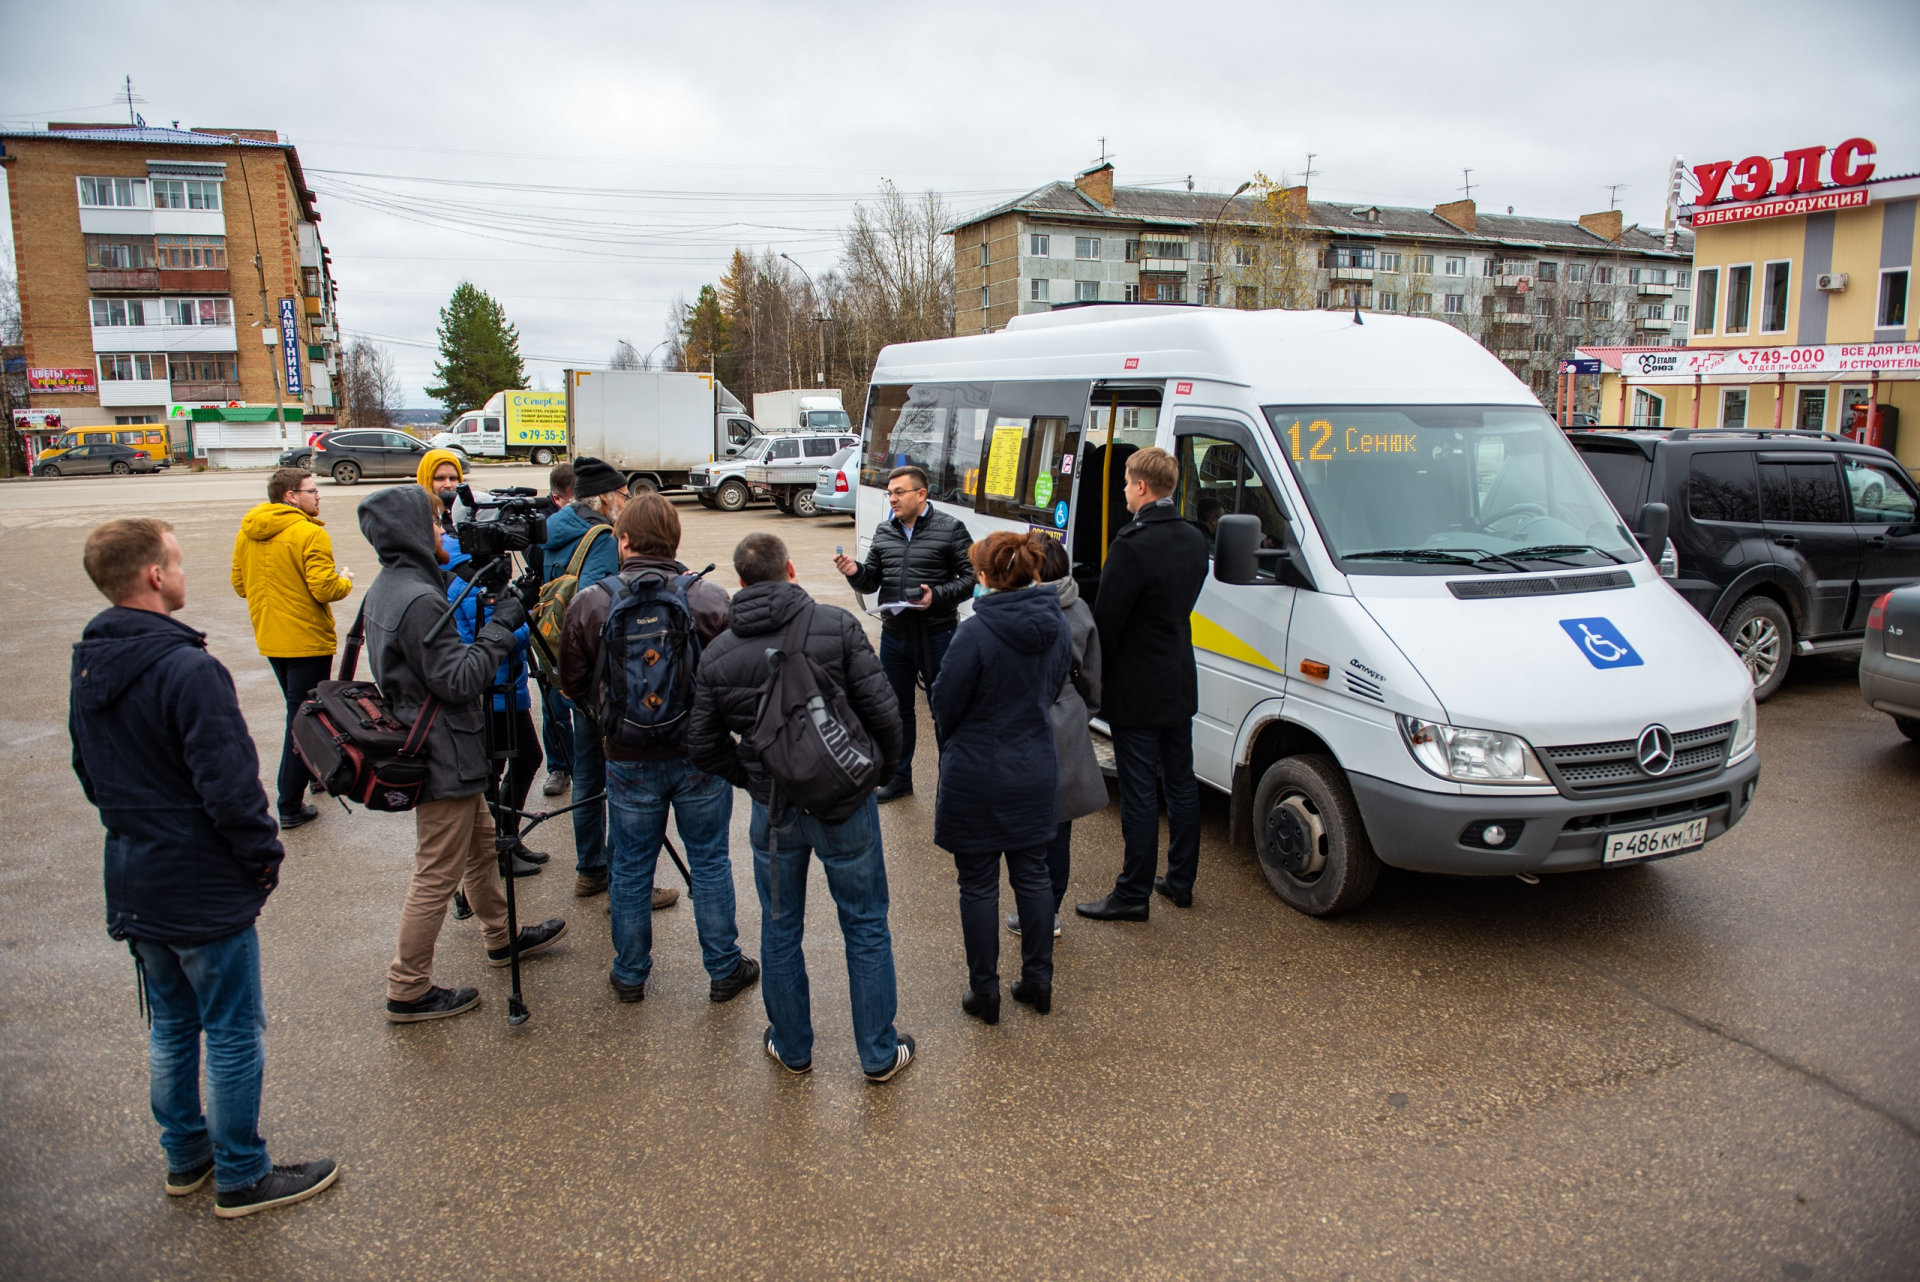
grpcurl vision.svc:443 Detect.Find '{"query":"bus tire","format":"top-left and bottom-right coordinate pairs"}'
top-left (1252, 754), bottom-right (1380, 916)
top-left (715, 480), bottom-right (749, 512)
top-left (530, 447), bottom-right (555, 466)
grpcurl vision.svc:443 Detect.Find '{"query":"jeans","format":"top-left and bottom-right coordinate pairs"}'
top-left (878, 625), bottom-right (954, 786)
top-left (1046, 821), bottom-right (1073, 913)
top-left (132, 927), bottom-right (272, 1193)
top-left (606, 758), bottom-right (738, 986)
top-left (750, 795), bottom-right (900, 1075)
top-left (955, 844), bottom-right (1055, 992)
top-left (1109, 722), bottom-right (1200, 906)
top-left (267, 654), bottom-right (331, 816)
top-left (570, 703), bottom-right (608, 876)
top-left (540, 684), bottom-right (572, 776)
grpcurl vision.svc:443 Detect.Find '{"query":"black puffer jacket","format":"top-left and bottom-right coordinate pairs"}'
top-left (842, 505), bottom-right (975, 636)
top-left (688, 581), bottom-right (902, 807)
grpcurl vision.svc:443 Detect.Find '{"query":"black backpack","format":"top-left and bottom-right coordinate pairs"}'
top-left (596, 567), bottom-right (706, 753)
top-left (291, 604), bottom-right (440, 812)
top-left (745, 602), bottom-right (883, 825)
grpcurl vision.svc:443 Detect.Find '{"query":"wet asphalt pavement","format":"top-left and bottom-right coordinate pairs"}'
top-left (1, 468), bottom-right (1916, 1281)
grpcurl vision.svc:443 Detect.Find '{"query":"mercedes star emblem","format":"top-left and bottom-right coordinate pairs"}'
top-left (1636, 724), bottom-right (1675, 776)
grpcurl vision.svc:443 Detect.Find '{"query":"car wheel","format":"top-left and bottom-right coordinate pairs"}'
top-left (38, 464), bottom-right (60, 478)
top-left (1251, 754), bottom-right (1380, 916)
top-left (715, 479), bottom-right (749, 512)
top-left (110, 460), bottom-right (130, 475)
top-left (1721, 595), bottom-right (1792, 702)
top-left (530, 447), bottom-right (555, 467)
top-left (1895, 716), bottom-right (1920, 743)
top-left (697, 494), bottom-right (719, 510)
top-left (294, 453), bottom-right (313, 469)
top-left (332, 460), bottom-right (361, 485)
top-left (790, 489), bottom-right (819, 517)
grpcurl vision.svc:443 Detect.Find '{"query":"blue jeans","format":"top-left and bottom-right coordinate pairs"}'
top-left (878, 625), bottom-right (954, 786)
top-left (606, 758), bottom-right (739, 986)
top-left (751, 795), bottom-right (900, 1074)
top-left (570, 703), bottom-right (608, 876)
top-left (540, 684), bottom-right (572, 776)
top-left (1109, 722), bottom-right (1201, 906)
top-left (132, 927), bottom-right (272, 1193)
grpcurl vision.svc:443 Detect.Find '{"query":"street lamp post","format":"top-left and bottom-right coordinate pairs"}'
top-left (779, 253), bottom-right (827, 386)
top-left (1203, 181), bottom-right (1253, 307)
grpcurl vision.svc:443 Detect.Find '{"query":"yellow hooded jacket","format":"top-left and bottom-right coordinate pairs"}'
top-left (416, 447), bottom-right (465, 494)
top-left (230, 503), bottom-right (354, 657)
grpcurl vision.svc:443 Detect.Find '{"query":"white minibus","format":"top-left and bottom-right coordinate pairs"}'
top-left (851, 305), bottom-right (1760, 915)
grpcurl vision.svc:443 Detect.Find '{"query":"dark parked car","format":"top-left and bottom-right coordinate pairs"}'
top-left (311, 429), bottom-right (430, 485)
top-left (278, 433), bottom-right (333, 470)
top-left (1570, 428), bottom-right (1920, 700)
top-left (1861, 584), bottom-right (1920, 741)
top-left (35, 442), bottom-right (164, 478)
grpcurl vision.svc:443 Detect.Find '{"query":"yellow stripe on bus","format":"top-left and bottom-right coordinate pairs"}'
top-left (1190, 613), bottom-right (1282, 673)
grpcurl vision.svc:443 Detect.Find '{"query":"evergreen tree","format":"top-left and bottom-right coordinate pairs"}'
top-left (425, 281), bottom-right (526, 422)
top-left (677, 284), bottom-right (730, 375)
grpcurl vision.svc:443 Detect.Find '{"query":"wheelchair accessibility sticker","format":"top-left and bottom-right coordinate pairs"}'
top-left (1559, 617), bottom-right (1643, 669)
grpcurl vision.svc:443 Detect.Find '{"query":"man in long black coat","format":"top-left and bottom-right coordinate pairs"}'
top-left (1077, 446), bottom-right (1209, 921)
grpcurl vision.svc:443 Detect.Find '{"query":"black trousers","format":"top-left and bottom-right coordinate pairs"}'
top-left (486, 707), bottom-right (542, 848)
top-left (1110, 722), bottom-right (1200, 906)
top-left (954, 844), bottom-right (1055, 992)
top-left (1046, 821), bottom-right (1073, 913)
top-left (267, 655), bottom-right (331, 817)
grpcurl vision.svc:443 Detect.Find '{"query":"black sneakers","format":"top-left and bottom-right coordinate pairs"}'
top-left (278, 804), bottom-right (319, 831)
top-left (165, 1156), bottom-right (214, 1196)
top-left (1005, 912), bottom-right (1063, 937)
top-left (864, 1033), bottom-right (916, 1084)
top-left (874, 778), bottom-right (913, 803)
top-left (709, 956), bottom-right (761, 1003)
top-left (608, 970), bottom-right (646, 1003)
top-left (213, 1159), bottom-right (339, 1218)
top-left (486, 918), bottom-right (567, 967)
top-left (541, 770), bottom-right (570, 797)
top-left (385, 985), bottom-right (480, 1023)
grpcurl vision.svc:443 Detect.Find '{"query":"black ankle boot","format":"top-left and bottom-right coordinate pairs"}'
top-left (1011, 980), bottom-right (1052, 1014)
top-left (961, 989), bottom-right (1001, 1025)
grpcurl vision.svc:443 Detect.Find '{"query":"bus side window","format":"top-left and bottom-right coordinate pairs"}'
top-left (1176, 427), bottom-right (1289, 571)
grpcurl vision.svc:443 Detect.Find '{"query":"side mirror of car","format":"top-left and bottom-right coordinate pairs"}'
top-left (1634, 501), bottom-right (1671, 561)
top-left (1213, 513), bottom-right (1310, 588)
top-left (724, 446), bottom-right (739, 456)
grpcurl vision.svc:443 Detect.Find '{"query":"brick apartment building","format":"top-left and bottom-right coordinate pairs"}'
top-left (1, 123), bottom-right (341, 467)
top-left (951, 162), bottom-right (1693, 405)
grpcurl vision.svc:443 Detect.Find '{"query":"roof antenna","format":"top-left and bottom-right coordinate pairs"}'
top-left (118, 75), bottom-right (146, 126)
top-left (1186, 174), bottom-right (1194, 192)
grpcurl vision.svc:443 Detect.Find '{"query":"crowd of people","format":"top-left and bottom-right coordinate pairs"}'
top-left (67, 442), bottom-right (1208, 1220)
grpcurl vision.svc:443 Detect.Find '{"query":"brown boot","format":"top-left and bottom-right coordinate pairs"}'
top-left (574, 872), bottom-right (609, 897)
top-left (652, 885), bottom-right (680, 910)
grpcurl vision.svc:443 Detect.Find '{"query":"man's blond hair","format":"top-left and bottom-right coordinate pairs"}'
top-left (83, 517), bottom-right (175, 603)
top-left (1126, 445), bottom-right (1177, 497)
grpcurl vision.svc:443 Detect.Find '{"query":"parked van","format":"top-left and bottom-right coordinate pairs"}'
top-left (853, 305), bottom-right (1760, 915)
top-left (42, 425), bottom-right (172, 464)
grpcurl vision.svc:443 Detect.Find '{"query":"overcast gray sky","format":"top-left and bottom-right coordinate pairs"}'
top-left (4, 0), bottom-right (1917, 407)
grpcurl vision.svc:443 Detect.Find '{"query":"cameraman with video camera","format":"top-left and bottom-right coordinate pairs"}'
top-left (359, 485), bottom-right (567, 1024)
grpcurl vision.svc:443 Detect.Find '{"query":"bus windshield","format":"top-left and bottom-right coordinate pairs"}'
top-left (1262, 404), bottom-right (1641, 573)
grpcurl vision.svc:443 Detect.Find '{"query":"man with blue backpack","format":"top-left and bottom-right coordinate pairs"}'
top-left (559, 492), bottom-right (757, 1005)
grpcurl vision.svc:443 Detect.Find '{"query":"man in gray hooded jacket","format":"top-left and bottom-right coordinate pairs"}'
top-left (358, 486), bottom-right (568, 1023)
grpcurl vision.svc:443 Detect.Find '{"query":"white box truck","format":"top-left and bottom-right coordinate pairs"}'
top-left (752, 389), bottom-right (851, 433)
top-left (565, 369), bottom-right (763, 492)
top-left (428, 389), bottom-right (570, 464)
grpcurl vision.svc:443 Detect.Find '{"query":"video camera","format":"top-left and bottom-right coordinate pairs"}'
top-left (453, 484), bottom-right (548, 564)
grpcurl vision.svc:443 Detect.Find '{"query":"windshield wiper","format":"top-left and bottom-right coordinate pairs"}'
top-left (1343, 548), bottom-right (1519, 571)
top-left (1505, 543), bottom-right (1626, 565)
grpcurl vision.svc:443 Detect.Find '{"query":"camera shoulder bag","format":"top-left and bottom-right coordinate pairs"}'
top-left (291, 602), bottom-right (442, 812)
top-left (743, 602), bottom-right (883, 826)
top-left (528, 523), bottom-right (612, 685)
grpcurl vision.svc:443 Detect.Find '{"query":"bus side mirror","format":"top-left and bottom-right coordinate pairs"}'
top-left (1214, 514), bottom-right (1264, 584)
top-left (1634, 502), bottom-right (1670, 560)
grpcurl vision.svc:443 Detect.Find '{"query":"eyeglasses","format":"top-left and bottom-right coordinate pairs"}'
top-left (293, 486), bottom-right (319, 496)
top-left (886, 486), bottom-right (924, 498)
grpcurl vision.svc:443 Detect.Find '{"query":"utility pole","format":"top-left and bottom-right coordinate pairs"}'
top-left (1204, 181), bottom-right (1253, 307)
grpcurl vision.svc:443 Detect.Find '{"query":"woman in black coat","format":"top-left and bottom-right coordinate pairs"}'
top-left (931, 530), bottom-right (1074, 1022)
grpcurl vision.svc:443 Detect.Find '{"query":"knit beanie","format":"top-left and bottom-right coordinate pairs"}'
top-left (572, 456), bottom-right (626, 500)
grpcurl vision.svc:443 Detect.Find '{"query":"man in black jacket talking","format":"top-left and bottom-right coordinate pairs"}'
top-left (1077, 446), bottom-right (1210, 922)
top-left (832, 465), bottom-right (974, 802)
top-left (70, 518), bottom-right (337, 1218)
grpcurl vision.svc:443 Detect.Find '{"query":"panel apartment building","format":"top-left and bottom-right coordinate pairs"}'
top-left (2, 123), bottom-right (342, 467)
top-left (951, 162), bottom-right (1692, 405)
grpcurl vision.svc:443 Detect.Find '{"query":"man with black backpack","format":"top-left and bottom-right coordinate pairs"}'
top-left (559, 493), bottom-right (756, 1006)
top-left (688, 533), bottom-right (915, 1084)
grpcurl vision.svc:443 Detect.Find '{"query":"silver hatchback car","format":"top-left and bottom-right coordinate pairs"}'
top-left (812, 445), bottom-right (859, 515)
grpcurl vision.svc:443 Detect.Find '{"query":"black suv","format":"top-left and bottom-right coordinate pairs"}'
top-left (310, 429), bottom-right (430, 484)
top-left (1570, 428), bottom-right (1920, 700)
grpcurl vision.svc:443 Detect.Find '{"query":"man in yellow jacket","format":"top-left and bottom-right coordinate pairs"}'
top-left (231, 467), bottom-right (354, 829)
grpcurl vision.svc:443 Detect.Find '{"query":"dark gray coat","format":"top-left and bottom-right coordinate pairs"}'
top-left (1050, 576), bottom-right (1108, 822)
top-left (357, 485), bottom-right (518, 802)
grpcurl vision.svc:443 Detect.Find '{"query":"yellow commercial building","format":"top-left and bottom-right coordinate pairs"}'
top-left (1584, 138), bottom-right (1917, 472)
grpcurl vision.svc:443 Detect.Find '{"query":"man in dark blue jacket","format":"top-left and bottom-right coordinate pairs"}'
top-left (69, 518), bottom-right (338, 1219)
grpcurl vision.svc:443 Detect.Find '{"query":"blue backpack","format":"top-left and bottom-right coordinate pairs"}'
top-left (596, 567), bottom-right (708, 753)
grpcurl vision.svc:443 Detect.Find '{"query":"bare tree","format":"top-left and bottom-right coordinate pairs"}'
top-left (609, 340), bottom-right (643, 370)
top-left (829, 182), bottom-right (955, 414)
top-left (340, 339), bottom-right (402, 431)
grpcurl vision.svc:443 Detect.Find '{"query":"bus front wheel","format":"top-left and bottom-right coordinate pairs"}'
top-left (1252, 754), bottom-right (1380, 916)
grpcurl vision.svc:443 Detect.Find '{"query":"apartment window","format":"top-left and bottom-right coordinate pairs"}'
top-left (1592, 266), bottom-right (1615, 285)
top-left (1534, 297), bottom-right (1553, 316)
top-left (1235, 285), bottom-right (1259, 309)
top-left (1443, 257), bottom-right (1465, 277)
top-left (1030, 233), bottom-right (1050, 257)
top-left (157, 298), bottom-right (234, 326)
top-left (1632, 390), bottom-right (1665, 427)
top-left (1567, 262), bottom-right (1588, 284)
top-left (1639, 303), bottom-right (1666, 321)
top-left (1443, 293), bottom-right (1465, 314)
top-left (78, 176), bottom-right (149, 207)
top-left (1075, 237), bottom-right (1101, 260)
top-left (978, 243), bottom-right (989, 268)
top-left (1408, 292), bottom-right (1432, 313)
top-left (1588, 300), bottom-right (1612, 321)
top-left (1879, 269), bottom-right (1910, 328)
top-left (168, 355), bottom-right (239, 383)
top-left (1564, 299), bottom-right (1582, 319)
top-left (1676, 268), bottom-right (1692, 289)
top-left (1630, 268), bottom-right (1670, 286)
top-left (1536, 261), bottom-right (1558, 282)
top-left (1761, 261), bottom-right (1791, 332)
top-left (1693, 268), bottom-right (1719, 335)
top-left (1673, 304), bottom-right (1690, 326)
top-left (99, 353), bottom-right (167, 380)
top-left (302, 267), bottom-right (323, 298)
top-left (1074, 280), bottom-right (1100, 302)
top-left (115, 417), bottom-right (160, 427)
top-left (1533, 332), bottom-right (1553, 352)
top-left (1377, 251), bottom-right (1401, 272)
top-left (1316, 290), bottom-right (1331, 309)
top-left (1721, 387), bottom-right (1748, 428)
top-left (91, 298), bottom-right (148, 326)
top-left (1506, 296), bottom-right (1529, 314)
top-left (151, 179), bottom-right (221, 210)
top-left (1147, 281), bottom-right (1184, 302)
top-left (1408, 254), bottom-right (1434, 275)
top-left (1124, 239), bottom-right (1140, 262)
top-left (1797, 387), bottom-right (1827, 430)
top-left (1377, 292), bottom-right (1398, 311)
top-left (1232, 244), bottom-right (1253, 267)
top-left (155, 234), bottom-right (227, 269)
top-left (1327, 245), bottom-right (1375, 269)
top-left (1124, 284), bottom-right (1141, 302)
top-left (85, 234), bottom-right (156, 270)
top-left (1725, 264), bottom-right (1753, 333)
top-left (1031, 278), bottom-right (1049, 302)
top-left (1142, 240), bottom-right (1187, 261)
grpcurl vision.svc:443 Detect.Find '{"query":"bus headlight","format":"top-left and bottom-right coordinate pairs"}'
top-left (1727, 692), bottom-right (1757, 763)
top-left (1397, 715), bottom-right (1550, 785)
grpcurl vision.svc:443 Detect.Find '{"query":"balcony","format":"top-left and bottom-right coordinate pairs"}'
top-left (1492, 312), bottom-right (1534, 326)
top-left (1635, 316), bottom-right (1675, 331)
top-left (1139, 258), bottom-right (1188, 275)
top-left (1494, 274), bottom-right (1533, 289)
top-left (159, 268), bottom-right (229, 293)
top-left (303, 295), bottom-right (324, 315)
top-left (99, 378), bottom-right (171, 407)
top-left (1330, 266), bottom-right (1374, 283)
top-left (171, 380), bottom-right (242, 402)
top-left (1636, 282), bottom-right (1675, 297)
top-left (87, 269), bottom-right (161, 291)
